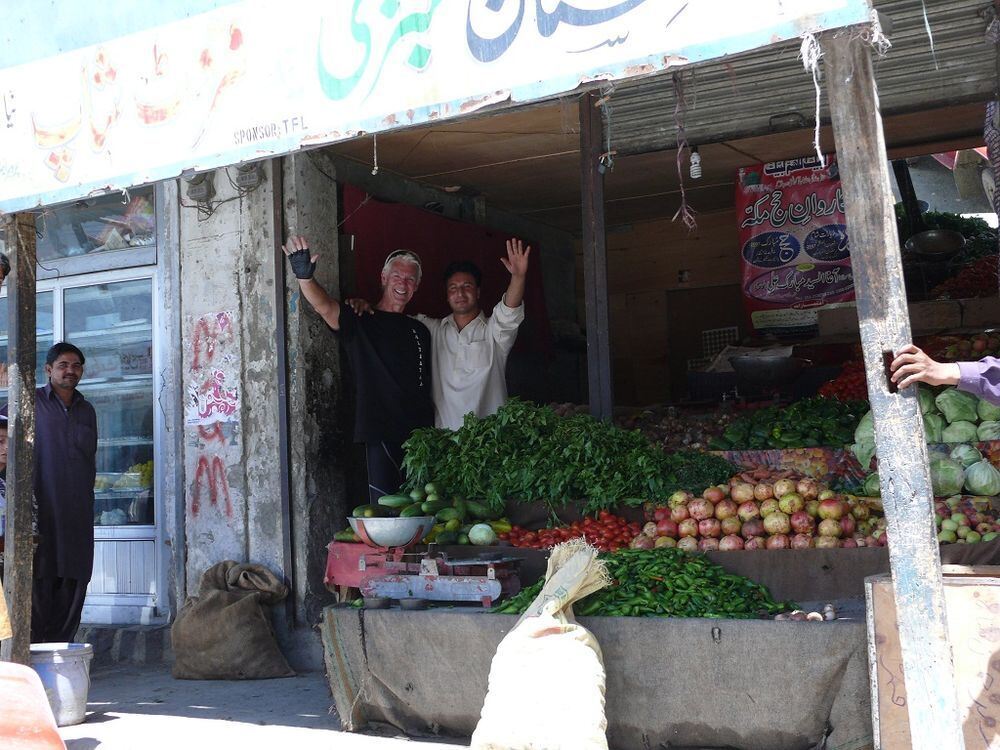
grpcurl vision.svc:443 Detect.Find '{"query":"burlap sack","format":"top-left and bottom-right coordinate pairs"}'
top-left (171, 560), bottom-right (294, 680)
top-left (471, 540), bottom-right (611, 750)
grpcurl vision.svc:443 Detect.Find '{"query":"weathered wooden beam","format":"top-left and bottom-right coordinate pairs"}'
top-left (579, 91), bottom-right (614, 420)
top-left (1, 213), bottom-right (36, 665)
top-left (823, 34), bottom-right (964, 749)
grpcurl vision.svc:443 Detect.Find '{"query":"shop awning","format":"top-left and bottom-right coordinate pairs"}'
top-left (0, 0), bottom-right (870, 214)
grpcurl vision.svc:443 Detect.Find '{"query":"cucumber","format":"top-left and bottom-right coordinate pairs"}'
top-left (435, 507), bottom-right (462, 523)
top-left (400, 503), bottom-right (425, 518)
top-left (445, 518), bottom-right (462, 532)
top-left (465, 500), bottom-right (496, 520)
top-left (333, 528), bottom-right (359, 542)
top-left (421, 498), bottom-right (449, 514)
top-left (452, 497), bottom-right (468, 520)
top-left (457, 533), bottom-right (470, 545)
top-left (409, 488), bottom-right (426, 502)
top-left (352, 504), bottom-right (385, 518)
top-left (434, 530), bottom-right (459, 545)
top-left (378, 493), bottom-right (414, 509)
top-left (460, 523), bottom-right (475, 535)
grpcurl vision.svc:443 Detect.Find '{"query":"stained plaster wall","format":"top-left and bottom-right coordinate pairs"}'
top-left (177, 167), bottom-right (289, 609)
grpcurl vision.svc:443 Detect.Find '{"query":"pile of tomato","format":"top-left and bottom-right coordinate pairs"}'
top-left (818, 360), bottom-right (868, 401)
top-left (500, 511), bottom-right (642, 552)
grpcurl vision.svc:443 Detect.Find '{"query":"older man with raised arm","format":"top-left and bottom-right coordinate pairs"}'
top-left (284, 235), bottom-right (433, 503)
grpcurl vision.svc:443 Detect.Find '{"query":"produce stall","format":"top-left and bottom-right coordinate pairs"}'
top-left (322, 396), bottom-right (1000, 747)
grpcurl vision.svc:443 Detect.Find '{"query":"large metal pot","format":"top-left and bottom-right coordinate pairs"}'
top-left (728, 354), bottom-right (809, 386)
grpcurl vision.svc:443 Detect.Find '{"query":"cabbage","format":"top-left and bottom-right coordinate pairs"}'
top-left (929, 456), bottom-right (966, 496)
top-left (854, 410), bottom-right (874, 444)
top-left (852, 441), bottom-right (876, 471)
top-left (964, 460), bottom-right (1000, 496)
top-left (935, 388), bottom-right (981, 424)
top-left (917, 385), bottom-right (938, 415)
top-left (468, 523), bottom-right (498, 546)
top-left (979, 398), bottom-right (1000, 422)
top-left (942, 420), bottom-right (979, 443)
top-left (923, 413), bottom-right (945, 444)
top-left (863, 472), bottom-right (881, 497)
top-left (950, 444), bottom-right (983, 468)
top-left (979, 421), bottom-right (1000, 442)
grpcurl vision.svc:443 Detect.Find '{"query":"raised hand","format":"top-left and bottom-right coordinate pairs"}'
top-left (500, 238), bottom-right (531, 278)
top-left (283, 234), bottom-right (318, 280)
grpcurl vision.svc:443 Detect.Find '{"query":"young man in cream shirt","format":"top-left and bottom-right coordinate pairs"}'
top-left (414, 239), bottom-right (530, 430)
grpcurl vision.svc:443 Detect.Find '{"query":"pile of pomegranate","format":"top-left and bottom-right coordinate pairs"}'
top-left (635, 468), bottom-right (884, 551)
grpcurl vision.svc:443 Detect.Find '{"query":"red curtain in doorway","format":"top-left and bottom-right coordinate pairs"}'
top-left (341, 184), bottom-right (552, 354)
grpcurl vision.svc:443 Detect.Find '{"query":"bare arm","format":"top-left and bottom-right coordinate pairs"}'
top-left (500, 238), bottom-right (530, 308)
top-left (283, 235), bottom-right (341, 329)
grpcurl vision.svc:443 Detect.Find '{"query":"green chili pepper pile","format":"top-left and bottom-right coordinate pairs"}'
top-left (494, 549), bottom-right (792, 618)
top-left (709, 396), bottom-right (867, 451)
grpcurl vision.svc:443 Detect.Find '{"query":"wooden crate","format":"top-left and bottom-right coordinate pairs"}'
top-left (865, 566), bottom-right (1000, 749)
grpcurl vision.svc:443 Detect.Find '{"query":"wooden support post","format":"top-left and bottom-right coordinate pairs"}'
top-left (579, 91), bottom-right (613, 420)
top-left (823, 34), bottom-right (965, 748)
top-left (1, 213), bottom-right (36, 665)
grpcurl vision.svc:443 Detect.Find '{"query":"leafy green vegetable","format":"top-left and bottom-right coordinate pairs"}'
top-left (863, 473), bottom-right (881, 497)
top-left (929, 456), bottom-right (966, 496)
top-left (935, 388), bottom-right (980, 424)
top-left (950, 444), bottom-right (983, 468)
top-left (924, 413), bottom-right (945, 443)
top-left (401, 399), bottom-right (736, 515)
top-left (720, 396), bottom-right (868, 450)
top-left (965, 460), bottom-right (1000, 496)
top-left (917, 386), bottom-right (938, 416)
top-left (979, 399), bottom-right (1000, 423)
top-left (978, 421), bottom-right (1000, 442)
top-left (942, 420), bottom-right (978, 443)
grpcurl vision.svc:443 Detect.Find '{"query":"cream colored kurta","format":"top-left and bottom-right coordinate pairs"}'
top-left (416, 298), bottom-right (525, 431)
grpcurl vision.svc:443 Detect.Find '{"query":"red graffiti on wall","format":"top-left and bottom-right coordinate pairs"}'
top-left (191, 311), bottom-right (233, 370)
top-left (192, 454), bottom-right (232, 518)
top-left (197, 423), bottom-right (226, 444)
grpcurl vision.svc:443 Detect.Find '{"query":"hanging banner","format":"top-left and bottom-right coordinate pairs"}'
top-left (736, 156), bottom-right (854, 337)
top-left (0, 0), bottom-right (871, 213)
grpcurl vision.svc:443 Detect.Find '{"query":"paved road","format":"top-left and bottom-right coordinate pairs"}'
top-left (59, 665), bottom-right (464, 750)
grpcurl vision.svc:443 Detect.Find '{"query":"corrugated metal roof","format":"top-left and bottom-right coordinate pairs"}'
top-left (608, 0), bottom-right (996, 155)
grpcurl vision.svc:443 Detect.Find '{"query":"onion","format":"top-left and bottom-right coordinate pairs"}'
top-left (744, 536), bottom-right (767, 550)
top-left (719, 534), bottom-right (744, 551)
top-left (765, 534), bottom-right (790, 550)
top-left (818, 518), bottom-right (842, 538)
top-left (753, 483), bottom-right (774, 501)
top-left (698, 537), bottom-right (720, 551)
top-left (796, 478), bottom-right (819, 500)
top-left (773, 478), bottom-right (796, 497)
top-left (720, 517), bottom-right (742, 537)
top-left (703, 486), bottom-right (725, 504)
top-left (698, 518), bottom-right (722, 538)
top-left (759, 498), bottom-right (780, 518)
top-left (670, 505), bottom-right (690, 523)
top-left (653, 507), bottom-right (670, 522)
top-left (789, 611), bottom-right (808, 621)
top-left (731, 482), bottom-right (755, 504)
top-left (790, 533), bottom-right (813, 549)
top-left (778, 492), bottom-right (804, 515)
top-left (806, 612), bottom-right (824, 622)
top-left (818, 497), bottom-right (844, 520)
top-left (850, 502), bottom-right (870, 521)
top-left (643, 522), bottom-right (658, 537)
top-left (789, 510), bottom-right (815, 535)
top-left (688, 498), bottom-right (715, 521)
top-left (677, 536), bottom-right (699, 553)
top-left (678, 518), bottom-right (699, 538)
top-left (656, 519), bottom-right (679, 538)
top-left (864, 535), bottom-right (879, 547)
top-left (762, 511), bottom-right (791, 535)
top-left (632, 534), bottom-right (655, 550)
top-left (737, 500), bottom-right (761, 522)
top-left (840, 538), bottom-right (858, 548)
top-left (714, 499), bottom-right (738, 520)
top-left (741, 519), bottom-right (765, 539)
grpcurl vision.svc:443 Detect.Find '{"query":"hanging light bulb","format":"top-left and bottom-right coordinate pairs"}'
top-left (689, 146), bottom-right (702, 179)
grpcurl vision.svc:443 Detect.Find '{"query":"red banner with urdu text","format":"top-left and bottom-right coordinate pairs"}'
top-left (736, 156), bottom-right (854, 337)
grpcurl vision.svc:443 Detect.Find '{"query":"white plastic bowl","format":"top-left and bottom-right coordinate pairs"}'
top-left (349, 516), bottom-right (435, 548)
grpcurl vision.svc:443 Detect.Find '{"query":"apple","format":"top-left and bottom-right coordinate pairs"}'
top-left (790, 511), bottom-right (815, 535)
top-left (760, 498), bottom-right (780, 517)
top-left (698, 537), bottom-right (721, 551)
top-left (656, 519), bottom-right (679, 538)
top-left (670, 505), bottom-right (690, 524)
top-left (741, 519), bottom-right (765, 539)
top-left (818, 498), bottom-right (845, 521)
top-left (678, 518), bottom-right (699, 538)
top-left (753, 483), bottom-right (774, 501)
top-left (714, 499), bottom-right (738, 521)
top-left (720, 517), bottom-right (743, 537)
top-left (737, 501), bottom-right (761, 522)
top-left (818, 518), bottom-right (842, 538)
top-left (699, 518), bottom-right (722, 538)
top-left (744, 536), bottom-right (767, 550)
top-left (773, 479), bottom-right (796, 497)
top-left (790, 533), bottom-right (814, 550)
top-left (765, 534), bottom-right (790, 550)
top-left (815, 536), bottom-right (840, 549)
top-left (719, 534), bottom-right (744, 551)
top-left (778, 492), bottom-right (805, 515)
top-left (654, 536), bottom-right (677, 548)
